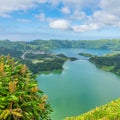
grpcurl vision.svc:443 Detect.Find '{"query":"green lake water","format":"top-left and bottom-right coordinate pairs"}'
top-left (37, 48), bottom-right (120, 120)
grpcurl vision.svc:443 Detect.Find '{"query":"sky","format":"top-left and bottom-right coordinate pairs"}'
top-left (0, 0), bottom-right (120, 41)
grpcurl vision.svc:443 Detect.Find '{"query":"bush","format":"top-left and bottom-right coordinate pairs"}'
top-left (0, 55), bottom-right (52, 120)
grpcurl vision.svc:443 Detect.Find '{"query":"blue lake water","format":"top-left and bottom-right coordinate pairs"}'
top-left (37, 48), bottom-right (120, 120)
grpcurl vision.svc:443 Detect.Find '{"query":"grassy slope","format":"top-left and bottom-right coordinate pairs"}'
top-left (65, 98), bottom-right (120, 120)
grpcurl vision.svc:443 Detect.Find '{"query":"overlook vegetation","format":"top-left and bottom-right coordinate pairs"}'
top-left (0, 55), bottom-right (52, 120)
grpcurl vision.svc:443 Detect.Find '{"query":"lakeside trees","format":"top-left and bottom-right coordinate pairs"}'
top-left (90, 53), bottom-right (120, 74)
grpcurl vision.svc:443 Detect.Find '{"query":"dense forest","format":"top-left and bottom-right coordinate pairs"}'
top-left (0, 39), bottom-right (81, 74)
top-left (0, 40), bottom-right (120, 74)
top-left (0, 39), bottom-right (120, 74)
top-left (1, 39), bottom-right (120, 51)
top-left (20, 53), bottom-right (76, 74)
top-left (90, 53), bottom-right (120, 75)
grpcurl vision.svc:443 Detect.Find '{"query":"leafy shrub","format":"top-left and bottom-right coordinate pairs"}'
top-left (0, 55), bottom-right (52, 120)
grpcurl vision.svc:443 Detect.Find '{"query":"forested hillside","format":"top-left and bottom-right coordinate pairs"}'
top-left (1, 39), bottom-right (120, 74)
top-left (1, 39), bottom-right (120, 51)
top-left (90, 53), bottom-right (120, 74)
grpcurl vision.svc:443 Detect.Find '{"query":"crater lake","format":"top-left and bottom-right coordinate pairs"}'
top-left (37, 48), bottom-right (120, 120)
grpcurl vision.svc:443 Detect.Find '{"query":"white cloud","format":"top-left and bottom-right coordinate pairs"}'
top-left (72, 23), bottom-right (100, 32)
top-left (47, 0), bottom-right (101, 32)
top-left (49, 0), bottom-right (120, 32)
top-left (49, 19), bottom-right (71, 30)
top-left (92, 11), bottom-right (119, 26)
top-left (61, 7), bottom-right (70, 14)
top-left (50, 0), bottom-right (99, 10)
top-left (100, 0), bottom-right (120, 16)
top-left (84, 0), bottom-right (120, 29)
top-left (63, 0), bottom-right (120, 31)
top-left (68, 0), bottom-right (120, 33)
top-left (1, 0), bottom-right (120, 33)
top-left (70, 10), bottom-right (87, 21)
top-left (0, 0), bottom-right (47, 17)
top-left (97, 0), bottom-right (120, 27)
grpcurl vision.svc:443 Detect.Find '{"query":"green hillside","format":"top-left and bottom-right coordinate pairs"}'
top-left (1, 39), bottom-right (120, 51)
top-left (65, 98), bottom-right (120, 120)
top-left (90, 53), bottom-right (120, 75)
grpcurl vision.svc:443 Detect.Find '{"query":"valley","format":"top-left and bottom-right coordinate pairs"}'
top-left (1, 39), bottom-right (120, 119)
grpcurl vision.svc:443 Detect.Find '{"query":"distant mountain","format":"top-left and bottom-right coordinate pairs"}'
top-left (1, 39), bottom-right (120, 51)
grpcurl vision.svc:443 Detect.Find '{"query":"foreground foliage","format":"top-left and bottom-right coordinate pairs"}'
top-left (0, 55), bottom-right (51, 120)
top-left (65, 98), bottom-right (120, 120)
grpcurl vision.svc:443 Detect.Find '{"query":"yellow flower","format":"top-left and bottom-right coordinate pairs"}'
top-left (31, 86), bottom-right (38, 93)
top-left (41, 95), bottom-right (48, 103)
top-left (0, 62), bottom-right (4, 73)
top-left (9, 81), bottom-right (17, 93)
top-left (20, 65), bottom-right (27, 74)
top-left (39, 104), bottom-right (45, 110)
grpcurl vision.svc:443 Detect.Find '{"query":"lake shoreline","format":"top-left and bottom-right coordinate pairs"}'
top-left (38, 48), bottom-right (120, 120)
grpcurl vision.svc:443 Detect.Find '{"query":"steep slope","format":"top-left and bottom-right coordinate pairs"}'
top-left (65, 98), bottom-right (120, 120)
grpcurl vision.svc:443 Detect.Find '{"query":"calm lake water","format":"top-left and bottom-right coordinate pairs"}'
top-left (37, 48), bottom-right (120, 120)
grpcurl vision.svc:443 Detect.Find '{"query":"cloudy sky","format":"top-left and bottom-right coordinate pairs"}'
top-left (0, 0), bottom-right (120, 41)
